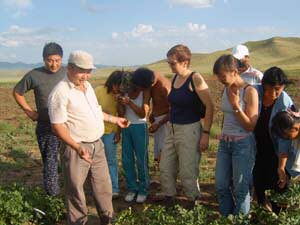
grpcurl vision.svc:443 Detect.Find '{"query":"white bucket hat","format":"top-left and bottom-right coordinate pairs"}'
top-left (68, 50), bottom-right (96, 69)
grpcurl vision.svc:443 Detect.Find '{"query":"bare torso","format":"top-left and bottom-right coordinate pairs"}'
top-left (150, 72), bottom-right (171, 117)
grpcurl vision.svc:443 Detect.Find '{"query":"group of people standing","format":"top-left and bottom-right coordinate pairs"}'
top-left (12, 42), bottom-right (299, 224)
top-left (214, 48), bottom-right (300, 216)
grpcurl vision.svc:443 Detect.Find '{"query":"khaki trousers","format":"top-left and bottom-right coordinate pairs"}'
top-left (62, 140), bottom-right (113, 225)
top-left (159, 121), bottom-right (202, 200)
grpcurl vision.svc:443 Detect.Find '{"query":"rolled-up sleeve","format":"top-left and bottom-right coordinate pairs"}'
top-left (48, 88), bottom-right (68, 124)
top-left (277, 138), bottom-right (292, 155)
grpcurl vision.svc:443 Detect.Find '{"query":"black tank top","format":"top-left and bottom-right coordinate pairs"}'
top-left (168, 73), bottom-right (202, 124)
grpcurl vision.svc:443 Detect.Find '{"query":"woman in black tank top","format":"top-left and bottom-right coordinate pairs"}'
top-left (159, 44), bottom-right (214, 202)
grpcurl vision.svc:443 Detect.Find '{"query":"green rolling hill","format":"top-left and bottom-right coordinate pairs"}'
top-left (146, 36), bottom-right (300, 77)
top-left (1, 36), bottom-right (299, 83)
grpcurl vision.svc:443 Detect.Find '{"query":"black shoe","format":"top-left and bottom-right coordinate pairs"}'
top-left (100, 215), bottom-right (113, 225)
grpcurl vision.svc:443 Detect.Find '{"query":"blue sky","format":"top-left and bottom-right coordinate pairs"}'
top-left (0, 0), bottom-right (299, 66)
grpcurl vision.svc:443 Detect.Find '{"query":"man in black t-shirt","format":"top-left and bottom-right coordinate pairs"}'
top-left (13, 42), bottom-right (66, 196)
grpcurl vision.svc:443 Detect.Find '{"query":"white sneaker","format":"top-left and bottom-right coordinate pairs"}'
top-left (136, 194), bottom-right (147, 203)
top-left (124, 192), bottom-right (136, 202)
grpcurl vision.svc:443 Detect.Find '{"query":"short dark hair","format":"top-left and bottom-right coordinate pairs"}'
top-left (213, 54), bottom-right (238, 75)
top-left (42, 42), bottom-right (63, 59)
top-left (271, 110), bottom-right (300, 139)
top-left (104, 70), bottom-right (124, 93)
top-left (132, 68), bottom-right (155, 88)
top-left (262, 67), bottom-right (292, 87)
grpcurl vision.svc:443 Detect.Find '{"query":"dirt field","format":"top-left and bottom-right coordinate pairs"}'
top-left (0, 75), bottom-right (299, 224)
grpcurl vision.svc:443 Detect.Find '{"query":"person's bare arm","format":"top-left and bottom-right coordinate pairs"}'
top-left (120, 89), bottom-right (151, 118)
top-left (193, 73), bottom-right (214, 151)
top-left (102, 112), bottom-right (130, 128)
top-left (51, 123), bottom-right (92, 164)
top-left (13, 91), bottom-right (38, 121)
top-left (227, 85), bottom-right (259, 131)
top-left (278, 153), bottom-right (289, 188)
top-left (149, 114), bottom-right (169, 133)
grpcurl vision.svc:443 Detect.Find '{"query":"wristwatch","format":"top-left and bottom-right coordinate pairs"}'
top-left (203, 129), bottom-right (210, 135)
top-left (234, 108), bottom-right (241, 113)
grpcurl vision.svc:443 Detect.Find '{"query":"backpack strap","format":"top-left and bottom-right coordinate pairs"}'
top-left (190, 71), bottom-right (196, 92)
top-left (171, 74), bottom-right (178, 88)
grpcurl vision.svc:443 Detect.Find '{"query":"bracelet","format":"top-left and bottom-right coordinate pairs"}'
top-left (233, 108), bottom-right (241, 113)
top-left (108, 115), bottom-right (112, 123)
top-left (203, 129), bottom-right (210, 135)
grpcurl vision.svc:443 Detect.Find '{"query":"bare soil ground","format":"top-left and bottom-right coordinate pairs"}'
top-left (0, 76), bottom-right (299, 224)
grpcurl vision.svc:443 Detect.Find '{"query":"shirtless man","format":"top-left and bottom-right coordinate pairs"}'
top-left (131, 68), bottom-right (171, 162)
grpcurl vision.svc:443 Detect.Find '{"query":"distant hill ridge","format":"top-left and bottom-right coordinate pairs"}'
top-left (0, 62), bottom-right (111, 70)
top-left (0, 62), bottom-right (43, 69)
top-left (1, 36), bottom-right (299, 77)
top-left (147, 36), bottom-right (300, 76)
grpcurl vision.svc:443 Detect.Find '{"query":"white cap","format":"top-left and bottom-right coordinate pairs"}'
top-left (232, 45), bottom-right (249, 60)
top-left (68, 50), bottom-right (96, 69)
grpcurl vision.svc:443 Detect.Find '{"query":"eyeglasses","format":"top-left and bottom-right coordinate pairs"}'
top-left (166, 60), bottom-right (178, 66)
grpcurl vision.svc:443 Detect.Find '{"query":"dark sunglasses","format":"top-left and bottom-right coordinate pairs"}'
top-left (166, 60), bottom-right (178, 66)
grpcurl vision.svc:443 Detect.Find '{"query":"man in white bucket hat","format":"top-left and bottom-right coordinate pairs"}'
top-left (48, 50), bottom-right (129, 225)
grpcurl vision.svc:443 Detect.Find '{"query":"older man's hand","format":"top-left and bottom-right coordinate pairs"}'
top-left (77, 145), bottom-right (92, 164)
top-left (116, 117), bottom-right (130, 128)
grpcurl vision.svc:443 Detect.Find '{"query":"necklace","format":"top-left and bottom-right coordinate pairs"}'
top-left (263, 102), bottom-right (275, 110)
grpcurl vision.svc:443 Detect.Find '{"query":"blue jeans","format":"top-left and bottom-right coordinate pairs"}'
top-left (215, 134), bottom-right (256, 216)
top-left (122, 123), bottom-right (149, 195)
top-left (101, 133), bottom-right (118, 193)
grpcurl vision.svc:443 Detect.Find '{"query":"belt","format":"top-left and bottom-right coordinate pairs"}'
top-left (218, 134), bottom-right (248, 142)
top-left (81, 139), bottom-right (99, 144)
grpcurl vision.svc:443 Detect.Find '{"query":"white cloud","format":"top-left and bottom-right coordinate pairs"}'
top-left (5, 25), bottom-right (32, 34)
top-left (0, 23), bottom-right (285, 66)
top-left (89, 24), bottom-right (284, 65)
top-left (131, 24), bottom-right (154, 37)
top-left (80, 0), bottom-right (113, 13)
top-left (0, 52), bottom-right (17, 61)
top-left (214, 26), bottom-right (278, 35)
top-left (112, 32), bottom-right (119, 39)
top-left (2, 40), bottom-right (21, 47)
top-left (169, 0), bottom-right (215, 8)
top-left (80, 0), bottom-right (98, 13)
top-left (2, 0), bottom-right (33, 17)
top-left (187, 23), bottom-right (207, 32)
top-left (3, 0), bottom-right (32, 8)
top-left (67, 27), bottom-right (77, 32)
top-left (0, 25), bottom-right (78, 48)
